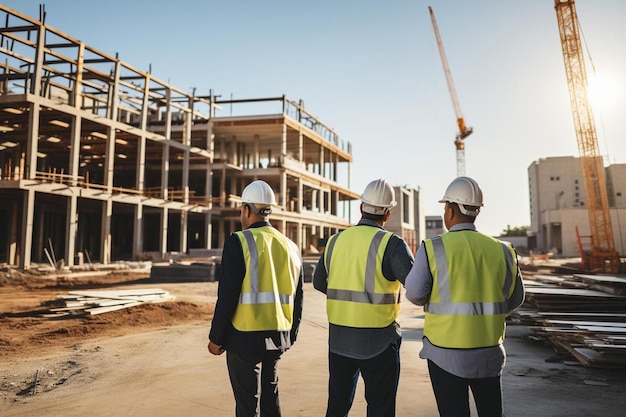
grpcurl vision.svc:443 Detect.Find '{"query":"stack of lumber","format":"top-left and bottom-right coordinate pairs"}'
top-left (43, 288), bottom-right (176, 318)
top-left (510, 273), bottom-right (626, 368)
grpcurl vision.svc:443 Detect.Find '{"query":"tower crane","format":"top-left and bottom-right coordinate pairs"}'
top-left (554, 0), bottom-right (621, 273)
top-left (428, 6), bottom-right (473, 177)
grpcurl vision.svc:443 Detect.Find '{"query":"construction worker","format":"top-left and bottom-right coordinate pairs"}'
top-left (313, 178), bottom-right (415, 417)
top-left (405, 176), bottom-right (525, 417)
top-left (208, 180), bottom-right (304, 417)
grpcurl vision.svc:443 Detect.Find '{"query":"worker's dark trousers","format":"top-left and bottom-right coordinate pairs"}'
top-left (427, 360), bottom-right (503, 417)
top-left (226, 350), bottom-right (283, 417)
top-left (325, 340), bottom-right (401, 417)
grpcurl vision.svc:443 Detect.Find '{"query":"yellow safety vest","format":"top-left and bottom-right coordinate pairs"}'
top-left (424, 230), bottom-right (518, 348)
top-left (231, 226), bottom-right (302, 332)
top-left (324, 226), bottom-right (401, 328)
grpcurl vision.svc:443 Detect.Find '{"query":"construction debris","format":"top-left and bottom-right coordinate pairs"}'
top-left (510, 273), bottom-right (626, 368)
top-left (40, 288), bottom-right (176, 318)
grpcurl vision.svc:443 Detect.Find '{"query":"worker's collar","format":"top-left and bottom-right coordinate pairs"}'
top-left (448, 222), bottom-right (476, 232)
top-left (248, 221), bottom-right (271, 229)
top-left (357, 218), bottom-right (384, 229)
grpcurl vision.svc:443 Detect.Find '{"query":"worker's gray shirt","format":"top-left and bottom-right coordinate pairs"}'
top-left (405, 223), bottom-right (526, 378)
top-left (313, 219), bottom-right (415, 359)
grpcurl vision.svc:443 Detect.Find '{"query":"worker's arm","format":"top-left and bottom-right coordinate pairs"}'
top-left (404, 242), bottom-right (432, 306)
top-left (312, 253), bottom-right (328, 294)
top-left (290, 266), bottom-right (305, 343)
top-left (382, 234), bottom-right (415, 285)
top-left (208, 234), bottom-right (245, 350)
top-left (507, 263), bottom-right (525, 313)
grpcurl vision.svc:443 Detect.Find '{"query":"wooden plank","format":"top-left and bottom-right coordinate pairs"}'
top-left (573, 325), bottom-right (626, 333)
top-left (85, 302), bottom-right (143, 315)
top-left (573, 274), bottom-right (626, 284)
top-left (69, 288), bottom-right (170, 298)
top-left (545, 320), bottom-right (626, 328)
top-left (525, 287), bottom-right (625, 298)
top-left (588, 343), bottom-right (626, 350)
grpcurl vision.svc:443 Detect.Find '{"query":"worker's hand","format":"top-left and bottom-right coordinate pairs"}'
top-left (208, 340), bottom-right (225, 355)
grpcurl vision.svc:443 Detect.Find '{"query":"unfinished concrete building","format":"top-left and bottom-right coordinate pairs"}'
top-left (0, 5), bottom-right (357, 269)
top-left (384, 186), bottom-right (424, 254)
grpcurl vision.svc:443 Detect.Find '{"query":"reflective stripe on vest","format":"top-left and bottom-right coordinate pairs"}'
top-left (239, 230), bottom-right (294, 306)
top-left (426, 236), bottom-right (514, 315)
top-left (231, 227), bottom-right (301, 332)
top-left (324, 227), bottom-right (400, 328)
top-left (424, 232), bottom-right (517, 348)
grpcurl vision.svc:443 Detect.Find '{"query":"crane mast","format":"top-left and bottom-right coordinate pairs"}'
top-left (429, 6), bottom-right (473, 176)
top-left (554, 0), bottom-right (621, 273)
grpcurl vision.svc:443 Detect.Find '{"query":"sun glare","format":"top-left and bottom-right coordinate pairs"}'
top-left (587, 72), bottom-right (623, 112)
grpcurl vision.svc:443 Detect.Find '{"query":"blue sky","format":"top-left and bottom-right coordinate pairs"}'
top-left (5, 0), bottom-right (626, 236)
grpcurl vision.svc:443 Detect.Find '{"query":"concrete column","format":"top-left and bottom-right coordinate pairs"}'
top-left (66, 195), bottom-right (78, 267)
top-left (183, 149), bottom-right (190, 202)
top-left (18, 189), bottom-right (35, 269)
top-left (25, 104), bottom-right (39, 180)
top-left (297, 221), bottom-right (303, 253)
top-left (160, 207), bottom-right (169, 258)
top-left (312, 190), bottom-right (318, 212)
top-left (136, 135), bottom-right (146, 192)
top-left (104, 127), bottom-right (115, 194)
top-left (281, 172), bottom-right (287, 209)
top-left (161, 144), bottom-right (170, 200)
top-left (8, 201), bottom-right (18, 265)
top-left (232, 136), bottom-right (238, 166)
top-left (180, 210), bottom-right (188, 254)
top-left (65, 114), bottom-right (82, 267)
top-left (101, 199), bottom-right (112, 264)
top-left (205, 213), bottom-right (212, 249)
top-left (254, 135), bottom-right (260, 168)
top-left (133, 204), bottom-right (144, 258)
top-left (220, 168), bottom-right (226, 206)
top-left (31, 26), bottom-right (44, 97)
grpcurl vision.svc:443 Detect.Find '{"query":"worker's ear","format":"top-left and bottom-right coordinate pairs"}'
top-left (446, 202), bottom-right (455, 218)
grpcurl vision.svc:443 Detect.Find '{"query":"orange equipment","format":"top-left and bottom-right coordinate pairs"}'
top-left (428, 6), bottom-right (473, 177)
top-left (554, 0), bottom-right (621, 273)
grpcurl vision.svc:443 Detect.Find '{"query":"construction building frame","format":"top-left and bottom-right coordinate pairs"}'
top-left (0, 5), bottom-right (358, 269)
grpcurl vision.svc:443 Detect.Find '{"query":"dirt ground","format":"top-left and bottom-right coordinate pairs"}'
top-left (0, 269), bottom-right (215, 407)
top-left (1, 265), bottom-right (626, 416)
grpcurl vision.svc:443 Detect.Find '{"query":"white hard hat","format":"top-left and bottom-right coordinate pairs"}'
top-left (360, 178), bottom-right (397, 215)
top-left (439, 176), bottom-right (483, 216)
top-left (241, 180), bottom-right (277, 206)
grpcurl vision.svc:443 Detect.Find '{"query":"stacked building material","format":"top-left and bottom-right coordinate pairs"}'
top-left (42, 288), bottom-right (176, 318)
top-left (510, 274), bottom-right (626, 367)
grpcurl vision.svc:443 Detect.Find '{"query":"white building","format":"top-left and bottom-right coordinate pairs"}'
top-left (527, 156), bottom-right (626, 257)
